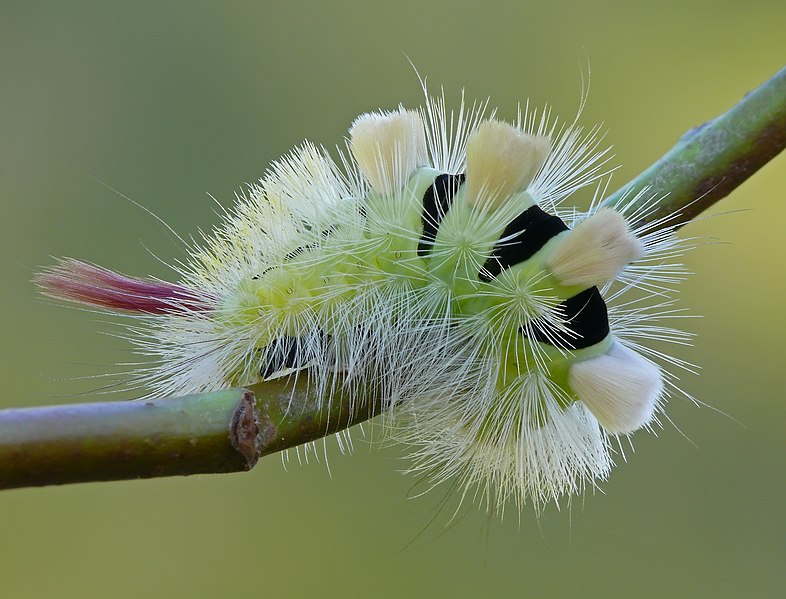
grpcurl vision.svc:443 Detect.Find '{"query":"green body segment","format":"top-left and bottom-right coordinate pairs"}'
top-left (220, 167), bottom-right (612, 412)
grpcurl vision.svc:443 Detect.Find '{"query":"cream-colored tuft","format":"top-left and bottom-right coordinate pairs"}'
top-left (465, 119), bottom-right (550, 210)
top-left (348, 108), bottom-right (427, 197)
top-left (546, 208), bottom-right (643, 288)
top-left (568, 340), bottom-right (662, 434)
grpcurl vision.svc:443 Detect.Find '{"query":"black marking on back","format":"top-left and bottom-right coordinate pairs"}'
top-left (523, 286), bottom-right (610, 350)
top-left (479, 205), bottom-right (569, 281)
top-left (418, 173), bottom-right (465, 257)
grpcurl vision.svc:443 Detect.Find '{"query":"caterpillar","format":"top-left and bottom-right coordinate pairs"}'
top-left (37, 86), bottom-right (692, 512)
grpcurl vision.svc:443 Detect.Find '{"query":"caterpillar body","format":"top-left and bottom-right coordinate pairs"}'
top-left (39, 89), bottom-right (691, 511)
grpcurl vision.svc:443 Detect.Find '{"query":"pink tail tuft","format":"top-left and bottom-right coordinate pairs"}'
top-left (36, 259), bottom-right (212, 314)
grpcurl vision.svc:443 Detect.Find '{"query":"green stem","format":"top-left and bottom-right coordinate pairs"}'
top-left (2, 66), bottom-right (785, 491)
top-left (603, 66), bottom-right (786, 229)
top-left (0, 388), bottom-right (256, 489)
top-left (0, 379), bottom-right (376, 490)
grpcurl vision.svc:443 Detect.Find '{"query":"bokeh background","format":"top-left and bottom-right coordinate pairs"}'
top-left (1, 2), bottom-right (784, 597)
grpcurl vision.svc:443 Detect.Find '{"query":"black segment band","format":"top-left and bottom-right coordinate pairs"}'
top-left (523, 286), bottom-right (610, 350)
top-left (418, 173), bottom-right (465, 257)
top-left (479, 205), bottom-right (569, 281)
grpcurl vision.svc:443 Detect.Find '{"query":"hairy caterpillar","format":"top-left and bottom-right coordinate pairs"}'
top-left (38, 85), bottom-right (692, 512)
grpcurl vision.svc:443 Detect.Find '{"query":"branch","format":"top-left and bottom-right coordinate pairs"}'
top-left (0, 378), bottom-right (374, 489)
top-left (603, 66), bottom-right (786, 228)
top-left (0, 388), bottom-right (257, 489)
top-left (2, 66), bottom-right (784, 490)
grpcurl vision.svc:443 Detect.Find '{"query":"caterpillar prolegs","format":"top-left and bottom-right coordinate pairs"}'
top-left (38, 90), bottom-right (691, 511)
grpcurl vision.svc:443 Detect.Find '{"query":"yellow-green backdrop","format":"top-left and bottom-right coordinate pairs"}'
top-left (1, 2), bottom-right (784, 597)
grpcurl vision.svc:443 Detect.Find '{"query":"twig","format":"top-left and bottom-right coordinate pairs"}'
top-left (0, 378), bottom-right (374, 489)
top-left (603, 66), bottom-right (786, 228)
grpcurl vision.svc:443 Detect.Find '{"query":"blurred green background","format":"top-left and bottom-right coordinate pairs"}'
top-left (1, 1), bottom-right (784, 597)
